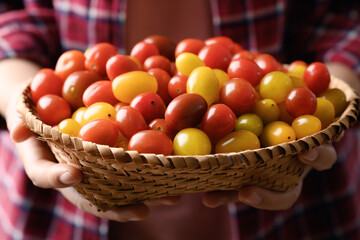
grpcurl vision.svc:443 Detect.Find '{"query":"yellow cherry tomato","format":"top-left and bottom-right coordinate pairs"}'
top-left (278, 102), bottom-right (295, 125)
top-left (291, 115), bottom-right (322, 139)
top-left (175, 52), bottom-right (204, 76)
top-left (112, 71), bottom-right (158, 103)
top-left (215, 130), bottom-right (260, 153)
top-left (213, 68), bottom-right (230, 87)
top-left (259, 71), bottom-right (293, 104)
top-left (81, 102), bottom-right (117, 125)
top-left (314, 98), bottom-right (335, 129)
top-left (320, 88), bottom-right (347, 116)
top-left (253, 98), bottom-right (280, 124)
top-left (71, 106), bottom-right (87, 124)
top-left (287, 65), bottom-right (306, 80)
top-left (173, 128), bottom-right (211, 155)
top-left (235, 113), bottom-right (263, 136)
top-left (187, 66), bottom-right (220, 106)
top-left (290, 76), bottom-right (307, 88)
top-left (260, 121), bottom-right (296, 147)
top-left (58, 118), bottom-right (82, 137)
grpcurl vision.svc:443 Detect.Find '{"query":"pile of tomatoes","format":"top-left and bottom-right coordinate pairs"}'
top-left (30, 35), bottom-right (348, 156)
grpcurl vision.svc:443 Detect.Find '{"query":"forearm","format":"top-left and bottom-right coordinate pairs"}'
top-left (0, 58), bottom-right (41, 118)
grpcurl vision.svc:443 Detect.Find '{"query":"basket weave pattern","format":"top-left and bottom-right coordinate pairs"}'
top-left (17, 77), bottom-right (359, 211)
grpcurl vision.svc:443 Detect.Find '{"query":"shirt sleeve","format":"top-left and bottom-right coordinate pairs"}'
top-left (0, 7), bottom-right (61, 67)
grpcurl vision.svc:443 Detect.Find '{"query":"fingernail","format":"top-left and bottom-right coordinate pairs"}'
top-left (301, 149), bottom-right (319, 162)
top-left (242, 192), bottom-right (262, 205)
top-left (59, 172), bottom-right (77, 185)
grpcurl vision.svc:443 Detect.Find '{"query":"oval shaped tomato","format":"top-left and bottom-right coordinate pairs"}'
top-left (173, 128), bottom-right (211, 155)
top-left (168, 75), bottom-right (188, 99)
top-left (260, 121), bottom-right (296, 147)
top-left (106, 54), bottom-right (139, 81)
top-left (36, 94), bottom-right (72, 126)
top-left (254, 53), bottom-right (281, 76)
top-left (204, 36), bottom-right (235, 53)
top-left (143, 35), bottom-right (176, 61)
top-left (215, 130), bottom-right (260, 153)
top-left (175, 52), bottom-right (204, 76)
top-left (85, 42), bottom-right (118, 77)
top-left (285, 86), bottom-right (317, 118)
top-left (78, 118), bottom-right (119, 147)
top-left (201, 104), bottom-right (236, 140)
top-left (128, 130), bottom-right (173, 155)
top-left (303, 62), bottom-right (330, 96)
top-left (149, 118), bottom-right (177, 139)
top-left (292, 115), bottom-right (322, 139)
top-left (81, 102), bottom-right (117, 125)
top-left (55, 50), bottom-right (86, 80)
top-left (130, 92), bottom-right (166, 123)
top-left (198, 43), bottom-right (232, 72)
top-left (165, 93), bottom-right (207, 131)
top-left (130, 41), bottom-right (159, 64)
top-left (82, 80), bottom-right (118, 107)
top-left (143, 55), bottom-right (172, 75)
top-left (115, 106), bottom-right (148, 139)
top-left (227, 58), bottom-right (263, 86)
top-left (175, 38), bottom-right (205, 57)
top-left (147, 68), bottom-right (172, 105)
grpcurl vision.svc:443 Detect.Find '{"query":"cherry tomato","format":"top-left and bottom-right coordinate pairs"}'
top-left (130, 41), bottom-right (159, 64)
top-left (219, 78), bottom-right (257, 116)
top-left (278, 102), bottom-right (295, 125)
top-left (114, 102), bottom-right (129, 111)
top-left (55, 50), bottom-right (86, 80)
top-left (259, 71), bottom-right (293, 104)
top-left (260, 121), bottom-right (296, 147)
top-left (254, 53), bottom-right (281, 76)
top-left (143, 35), bottom-right (176, 61)
top-left (81, 102), bottom-right (117, 125)
top-left (168, 75), bottom-right (188, 99)
top-left (165, 93), bottom-right (207, 131)
top-left (149, 118), bottom-right (177, 139)
top-left (175, 38), bottom-right (205, 57)
top-left (78, 118), bottom-right (119, 147)
top-left (71, 106), bottom-right (87, 124)
top-left (215, 130), bottom-right (260, 153)
top-left (115, 106), bottom-right (148, 139)
top-left (147, 68), bottom-right (172, 105)
top-left (285, 87), bottom-right (317, 118)
top-left (112, 71), bottom-right (158, 103)
top-left (173, 128), bottom-right (211, 155)
top-left (62, 70), bottom-right (101, 109)
top-left (128, 130), bottom-right (173, 155)
top-left (186, 66), bottom-right (220, 106)
top-left (288, 60), bottom-right (307, 71)
top-left (227, 58), bottom-right (263, 86)
top-left (320, 88), bottom-right (347, 116)
top-left (232, 50), bottom-right (255, 60)
top-left (235, 113), bottom-right (263, 136)
top-left (36, 94), bottom-right (72, 126)
top-left (106, 54), bottom-right (139, 81)
top-left (292, 115), bottom-right (322, 139)
top-left (130, 92), bottom-right (166, 123)
top-left (85, 42), bottom-right (118, 77)
top-left (30, 68), bottom-right (64, 104)
top-left (313, 98), bottom-right (335, 129)
top-left (204, 36), bottom-right (235, 53)
top-left (213, 69), bottom-right (230, 87)
top-left (287, 65), bottom-right (306, 80)
top-left (198, 43), bottom-right (232, 71)
top-left (201, 104), bottom-right (236, 140)
top-left (233, 43), bottom-right (244, 54)
top-left (143, 55), bottom-right (172, 75)
top-left (82, 80), bottom-right (118, 107)
top-left (290, 76), bottom-right (307, 88)
top-left (58, 118), bottom-right (82, 137)
top-left (253, 98), bottom-right (280, 124)
top-left (175, 52), bottom-right (204, 76)
top-left (303, 62), bottom-right (330, 96)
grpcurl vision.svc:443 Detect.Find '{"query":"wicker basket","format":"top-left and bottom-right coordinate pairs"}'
top-left (17, 76), bottom-right (359, 211)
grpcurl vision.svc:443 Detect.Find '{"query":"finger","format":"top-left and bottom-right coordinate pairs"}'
top-left (298, 143), bottom-right (337, 171)
top-left (145, 195), bottom-right (182, 206)
top-left (59, 188), bottom-right (149, 222)
top-left (237, 182), bottom-right (303, 210)
top-left (202, 190), bottom-right (239, 208)
top-left (16, 136), bottom-right (82, 188)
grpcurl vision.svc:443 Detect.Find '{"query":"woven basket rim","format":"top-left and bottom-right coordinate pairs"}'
top-left (17, 76), bottom-right (360, 170)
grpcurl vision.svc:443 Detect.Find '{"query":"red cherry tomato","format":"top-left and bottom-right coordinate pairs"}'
top-left (303, 62), bottom-right (330, 96)
top-left (219, 78), bottom-right (257, 116)
top-left (115, 106), bottom-right (148, 139)
top-left (130, 41), bottom-right (159, 64)
top-left (201, 104), bottom-right (236, 140)
top-left (106, 55), bottom-right (139, 81)
top-left (204, 36), bottom-right (235, 54)
top-left (130, 92), bottom-right (166, 123)
top-left (285, 86), bottom-right (317, 118)
top-left (147, 68), bottom-right (172, 105)
top-left (254, 53), bottom-right (281, 75)
top-left (227, 58), bottom-right (263, 86)
top-left (36, 94), bottom-right (72, 126)
top-left (143, 55), bottom-right (172, 75)
top-left (165, 93), bottom-right (207, 131)
top-left (55, 50), bottom-right (86, 80)
top-left (78, 118), bottom-right (119, 147)
top-left (149, 118), bottom-right (177, 139)
top-left (168, 75), bottom-right (188, 99)
top-left (233, 43), bottom-right (244, 54)
top-left (143, 35), bottom-right (176, 61)
top-left (232, 50), bottom-right (255, 60)
top-left (82, 80), bottom-right (118, 107)
top-left (30, 68), bottom-right (64, 104)
top-left (85, 42), bottom-right (118, 77)
top-left (62, 70), bottom-right (101, 109)
top-left (198, 43), bottom-right (232, 71)
top-left (175, 38), bottom-right (205, 57)
top-left (128, 130), bottom-right (173, 155)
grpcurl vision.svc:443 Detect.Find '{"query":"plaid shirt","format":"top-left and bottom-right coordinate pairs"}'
top-left (0, 0), bottom-right (359, 239)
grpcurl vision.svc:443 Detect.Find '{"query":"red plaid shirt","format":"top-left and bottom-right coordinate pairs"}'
top-left (0, 0), bottom-right (359, 239)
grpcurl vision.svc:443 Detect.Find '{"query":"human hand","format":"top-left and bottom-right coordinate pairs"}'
top-left (202, 142), bottom-right (337, 210)
top-left (6, 91), bottom-right (180, 221)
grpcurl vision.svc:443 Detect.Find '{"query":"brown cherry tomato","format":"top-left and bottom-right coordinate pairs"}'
top-left (143, 35), bottom-right (176, 61)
